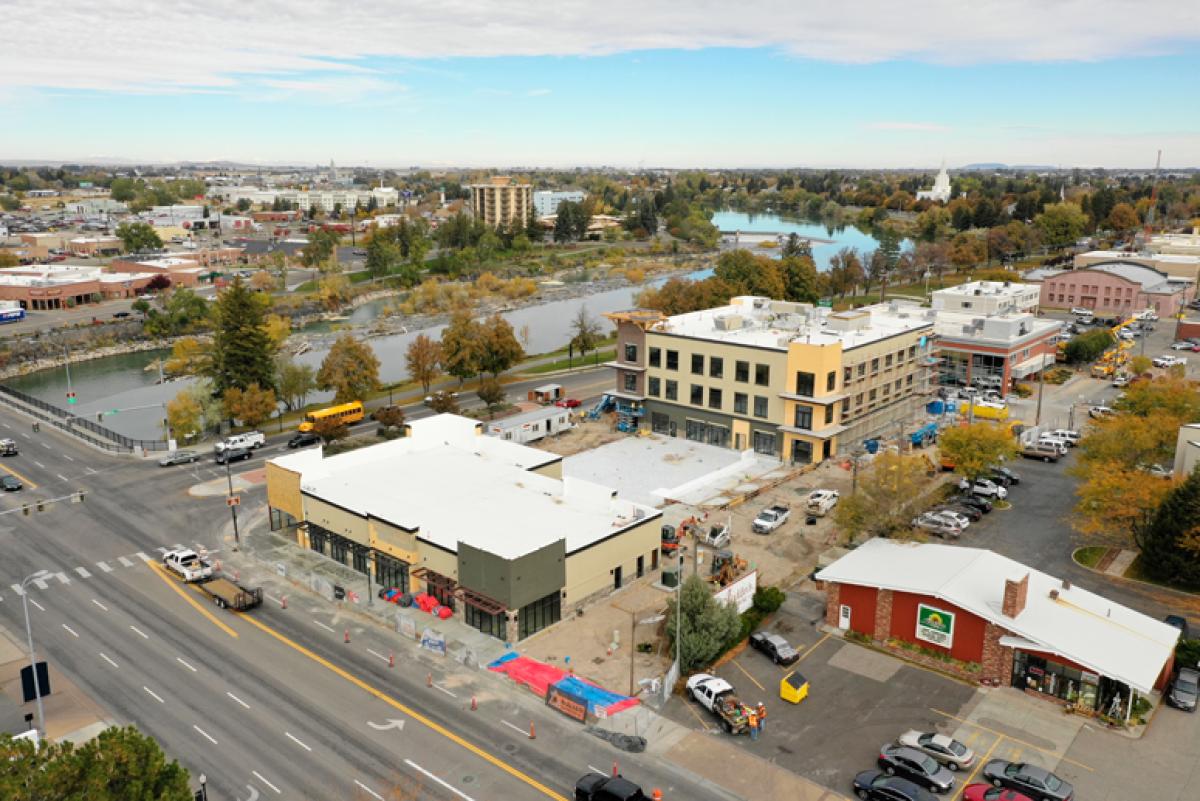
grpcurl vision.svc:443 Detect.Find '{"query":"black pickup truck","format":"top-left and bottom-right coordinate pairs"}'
top-left (575, 772), bottom-right (648, 801)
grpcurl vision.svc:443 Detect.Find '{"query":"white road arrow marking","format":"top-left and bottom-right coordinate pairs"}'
top-left (239, 786), bottom-right (260, 801)
top-left (366, 718), bottom-right (406, 732)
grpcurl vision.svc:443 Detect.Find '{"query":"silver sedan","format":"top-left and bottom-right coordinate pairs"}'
top-left (897, 730), bottom-right (976, 771)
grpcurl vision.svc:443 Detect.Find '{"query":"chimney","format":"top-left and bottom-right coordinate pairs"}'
top-left (1002, 573), bottom-right (1030, 618)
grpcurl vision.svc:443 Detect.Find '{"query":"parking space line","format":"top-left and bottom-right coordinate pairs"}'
top-left (730, 659), bottom-right (766, 692)
top-left (961, 733), bottom-right (1001, 789)
top-left (794, 631), bottom-right (832, 664)
top-left (682, 700), bottom-right (715, 732)
top-left (930, 708), bottom-right (1093, 771)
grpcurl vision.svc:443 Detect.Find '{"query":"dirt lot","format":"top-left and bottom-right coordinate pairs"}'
top-left (532, 415), bottom-right (625, 456)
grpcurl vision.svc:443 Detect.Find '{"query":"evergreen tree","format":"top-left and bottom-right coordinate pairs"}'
top-left (1134, 468), bottom-right (1200, 589)
top-left (209, 278), bottom-right (276, 394)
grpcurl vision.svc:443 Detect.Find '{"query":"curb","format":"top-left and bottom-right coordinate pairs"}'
top-left (1070, 547), bottom-right (1200, 599)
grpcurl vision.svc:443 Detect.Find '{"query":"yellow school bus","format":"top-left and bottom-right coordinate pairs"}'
top-left (299, 401), bottom-right (364, 432)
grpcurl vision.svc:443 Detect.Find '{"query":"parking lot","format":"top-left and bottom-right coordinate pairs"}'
top-left (663, 595), bottom-right (1116, 796)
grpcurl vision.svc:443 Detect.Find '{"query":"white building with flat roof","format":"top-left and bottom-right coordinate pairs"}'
top-left (533, 189), bottom-right (586, 218)
top-left (932, 280), bottom-right (1041, 315)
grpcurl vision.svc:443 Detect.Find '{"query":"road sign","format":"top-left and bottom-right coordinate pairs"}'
top-left (226, 496), bottom-right (241, 507)
top-left (818, 299), bottom-right (832, 307)
top-left (20, 662), bottom-right (50, 703)
top-left (66, 391), bottom-right (76, 405)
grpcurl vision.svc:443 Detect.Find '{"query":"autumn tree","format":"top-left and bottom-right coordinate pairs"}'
top-left (222, 383), bottom-right (278, 427)
top-left (1129, 354), bottom-right (1152, 375)
top-left (780, 255), bottom-right (820, 303)
top-left (311, 416), bottom-right (349, 443)
top-left (166, 388), bottom-right (203, 441)
top-left (264, 314), bottom-right (291, 350)
top-left (1106, 203), bottom-right (1139, 234)
top-left (440, 310), bottom-right (482, 384)
top-left (163, 336), bottom-right (211, 376)
top-left (0, 250), bottom-right (19, 268)
top-left (476, 378), bottom-right (506, 418)
top-left (938, 423), bottom-right (1019, 482)
top-left (476, 314), bottom-right (524, 378)
top-left (301, 228), bottom-right (340, 268)
top-left (0, 725), bottom-right (192, 800)
top-left (209, 278), bottom-right (276, 394)
top-left (316, 334), bottom-right (381, 403)
top-left (405, 334), bottom-right (443, 394)
top-left (249, 269), bottom-right (277, 292)
top-left (276, 356), bottom-right (316, 411)
top-left (833, 453), bottom-right (935, 544)
top-left (374, 404), bottom-right (406, 432)
top-left (426, 390), bottom-right (461, 414)
top-left (713, 249), bottom-right (785, 298)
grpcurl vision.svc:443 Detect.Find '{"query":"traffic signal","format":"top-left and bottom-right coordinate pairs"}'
top-left (66, 391), bottom-right (76, 405)
top-left (35, 500), bottom-right (44, 512)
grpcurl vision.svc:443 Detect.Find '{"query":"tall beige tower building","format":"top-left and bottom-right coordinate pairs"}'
top-left (469, 177), bottom-right (532, 228)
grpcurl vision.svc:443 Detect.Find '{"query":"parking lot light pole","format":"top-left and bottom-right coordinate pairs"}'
top-left (21, 569), bottom-right (50, 739)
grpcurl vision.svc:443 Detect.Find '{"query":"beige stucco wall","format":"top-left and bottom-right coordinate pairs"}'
top-left (303, 496), bottom-right (368, 544)
top-left (417, 542), bottom-right (459, 582)
top-left (266, 462), bottom-right (304, 521)
top-left (531, 460), bottom-right (562, 480)
top-left (368, 518), bottom-right (419, 565)
top-left (644, 332), bottom-right (788, 422)
top-left (563, 516), bottom-right (662, 608)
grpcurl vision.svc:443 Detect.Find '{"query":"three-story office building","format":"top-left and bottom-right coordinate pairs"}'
top-left (606, 297), bottom-right (936, 464)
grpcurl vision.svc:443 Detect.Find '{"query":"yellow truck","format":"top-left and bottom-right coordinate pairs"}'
top-left (969, 401), bottom-right (1009, 421)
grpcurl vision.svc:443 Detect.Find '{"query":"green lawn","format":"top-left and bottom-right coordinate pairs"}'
top-left (1123, 554), bottom-right (1200, 595)
top-left (1073, 546), bottom-right (1109, 568)
top-left (522, 348), bottom-right (615, 374)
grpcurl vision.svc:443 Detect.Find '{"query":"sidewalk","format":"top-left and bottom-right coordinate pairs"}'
top-left (0, 623), bottom-right (112, 744)
top-left (230, 518), bottom-right (850, 801)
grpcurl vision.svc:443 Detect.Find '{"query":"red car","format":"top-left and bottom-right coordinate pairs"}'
top-left (963, 784), bottom-right (1035, 801)
top-left (555, 398), bottom-right (582, 408)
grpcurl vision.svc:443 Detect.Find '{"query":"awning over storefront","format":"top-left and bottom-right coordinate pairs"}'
top-left (1011, 353), bottom-right (1056, 379)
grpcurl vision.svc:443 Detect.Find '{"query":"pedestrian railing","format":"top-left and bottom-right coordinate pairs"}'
top-left (0, 384), bottom-right (170, 453)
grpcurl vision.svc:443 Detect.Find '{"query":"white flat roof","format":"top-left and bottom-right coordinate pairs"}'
top-left (816, 538), bottom-right (1179, 693)
top-left (655, 296), bottom-right (933, 351)
top-left (271, 414), bottom-right (658, 560)
top-left (933, 280), bottom-right (1038, 298)
top-left (1083, 249), bottom-right (1200, 265)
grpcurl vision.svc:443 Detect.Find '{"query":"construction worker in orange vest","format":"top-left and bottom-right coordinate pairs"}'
top-left (756, 702), bottom-right (767, 732)
top-left (746, 707), bottom-right (759, 740)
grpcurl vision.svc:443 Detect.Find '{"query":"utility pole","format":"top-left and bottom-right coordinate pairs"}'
top-left (675, 554), bottom-right (684, 674)
top-left (225, 457), bottom-right (240, 551)
top-left (1034, 360), bottom-right (1047, 428)
top-left (21, 570), bottom-right (50, 740)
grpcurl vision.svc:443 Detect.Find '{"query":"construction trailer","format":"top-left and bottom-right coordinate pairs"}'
top-left (485, 406), bottom-right (574, 445)
top-left (528, 384), bottom-right (564, 405)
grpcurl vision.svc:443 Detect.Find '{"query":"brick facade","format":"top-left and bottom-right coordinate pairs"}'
top-left (980, 622), bottom-right (1015, 685)
top-left (1002, 573), bottom-right (1029, 618)
top-left (823, 582), bottom-right (841, 627)
top-left (873, 589), bottom-right (894, 640)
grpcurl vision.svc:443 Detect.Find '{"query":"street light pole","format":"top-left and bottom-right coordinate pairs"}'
top-left (21, 570), bottom-right (50, 739)
top-left (198, 773), bottom-right (208, 801)
top-left (225, 457), bottom-right (240, 551)
top-left (675, 554), bottom-right (684, 674)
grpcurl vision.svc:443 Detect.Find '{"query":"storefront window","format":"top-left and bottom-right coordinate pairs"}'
top-left (1012, 651), bottom-right (1099, 709)
top-left (465, 604), bottom-right (505, 639)
top-left (518, 591), bottom-right (561, 639)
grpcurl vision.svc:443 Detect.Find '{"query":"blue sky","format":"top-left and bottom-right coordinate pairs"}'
top-left (4, 1), bottom-right (1199, 167)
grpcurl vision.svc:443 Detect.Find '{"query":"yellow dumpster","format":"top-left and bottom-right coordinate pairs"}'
top-left (780, 670), bottom-right (809, 704)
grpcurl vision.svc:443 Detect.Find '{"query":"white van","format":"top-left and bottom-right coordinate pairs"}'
top-left (1037, 434), bottom-right (1070, 455)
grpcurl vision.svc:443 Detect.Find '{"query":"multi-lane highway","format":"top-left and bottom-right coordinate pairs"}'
top-left (0, 376), bottom-right (731, 801)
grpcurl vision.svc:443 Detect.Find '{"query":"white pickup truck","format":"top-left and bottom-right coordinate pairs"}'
top-left (686, 674), bottom-right (750, 735)
top-left (805, 489), bottom-right (840, 517)
top-left (215, 431), bottom-right (266, 452)
top-left (752, 504), bottom-right (791, 534)
top-left (162, 548), bottom-right (214, 582)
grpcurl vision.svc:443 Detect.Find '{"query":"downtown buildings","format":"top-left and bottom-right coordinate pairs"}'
top-left (469, 177), bottom-right (532, 228)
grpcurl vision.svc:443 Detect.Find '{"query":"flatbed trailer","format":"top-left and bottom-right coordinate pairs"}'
top-left (198, 576), bottom-right (263, 611)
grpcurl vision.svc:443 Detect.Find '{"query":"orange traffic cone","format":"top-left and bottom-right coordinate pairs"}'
top-left (388, 652), bottom-right (395, 668)
top-left (280, 595), bottom-right (287, 609)
top-left (427, 673), bottom-right (433, 688)
top-left (652, 790), bottom-right (662, 800)
top-left (470, 696), bottom-right (477, 711)
top-left (529, 721), bottom-right (536, 739)
top-left (612, 761), bottom-right (619, 777)
top-left (343, 629), bottom-right (350, 643)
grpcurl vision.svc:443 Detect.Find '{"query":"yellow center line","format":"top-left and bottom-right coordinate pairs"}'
top-left (0, 462), bottom-right (39, 490)
top-left (146, 562), bottom-right (239, 639)
top-left (238, 612), bottom-right (568, 801)
top-left (730, 658), bottom-right (766, 692)
top-left (930, 707), bottom-right (1093, 771)
top-left (794, 632), bottom-right (832, 664)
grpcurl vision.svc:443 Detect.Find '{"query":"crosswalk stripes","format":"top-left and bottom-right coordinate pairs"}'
top-left (10, 584), bottom-right (23, 596)
top-left (135, 552), bottom-right (151, 563)
top-left (96, 561), bottom-right (113, 573)
top-left (33, 578), bottom-right (49, 590)
top-left (3, 546), bottom-right (210, 606)
top-left (53, 572), bottom-right (70, 585)
top-left (117, 556), bottom-right (134, 568)
top-left (74, 566), bottom-right (91, 579)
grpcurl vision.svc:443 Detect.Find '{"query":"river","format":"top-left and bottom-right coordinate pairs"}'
top-left (710, 210), bottom-right (909, 271)
top-left (8, 216), bottom-right (906, 440)
top-left (6, 277), bottom-right (685, 441)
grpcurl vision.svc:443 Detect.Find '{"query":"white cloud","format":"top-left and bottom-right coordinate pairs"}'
top-left (527, 88), bottom-right (552, 96)
top-left (3, 1), bottom-right (1198, 94)
top-left (866, 122), bottom-right (950, 132)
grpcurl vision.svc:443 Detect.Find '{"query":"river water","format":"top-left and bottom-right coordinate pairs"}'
top-left (8, 216), bottom-right (900, 440)
top-left (7, 278), bottom-right (678, 440)
top-left (710, 210), bottom-right (908, 271)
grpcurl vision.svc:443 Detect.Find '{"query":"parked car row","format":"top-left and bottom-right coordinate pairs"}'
top-left (852, 743), bottom-right (1075, 800)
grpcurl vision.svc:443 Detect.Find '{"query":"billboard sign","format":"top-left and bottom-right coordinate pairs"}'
top-left (916, 603), bottom-right (955, 649)
top-left (714, 569), bottom-right (757, 613)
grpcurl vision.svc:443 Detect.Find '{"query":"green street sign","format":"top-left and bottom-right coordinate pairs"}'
top-left (818, 299), bottom-right (833, 308)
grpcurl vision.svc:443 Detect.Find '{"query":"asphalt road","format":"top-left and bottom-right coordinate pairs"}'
top-left (0, 395), bottom-right (732, 801)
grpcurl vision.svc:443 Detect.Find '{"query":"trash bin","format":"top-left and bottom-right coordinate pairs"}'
top-left (780, 670), bottom-right (809, 704)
